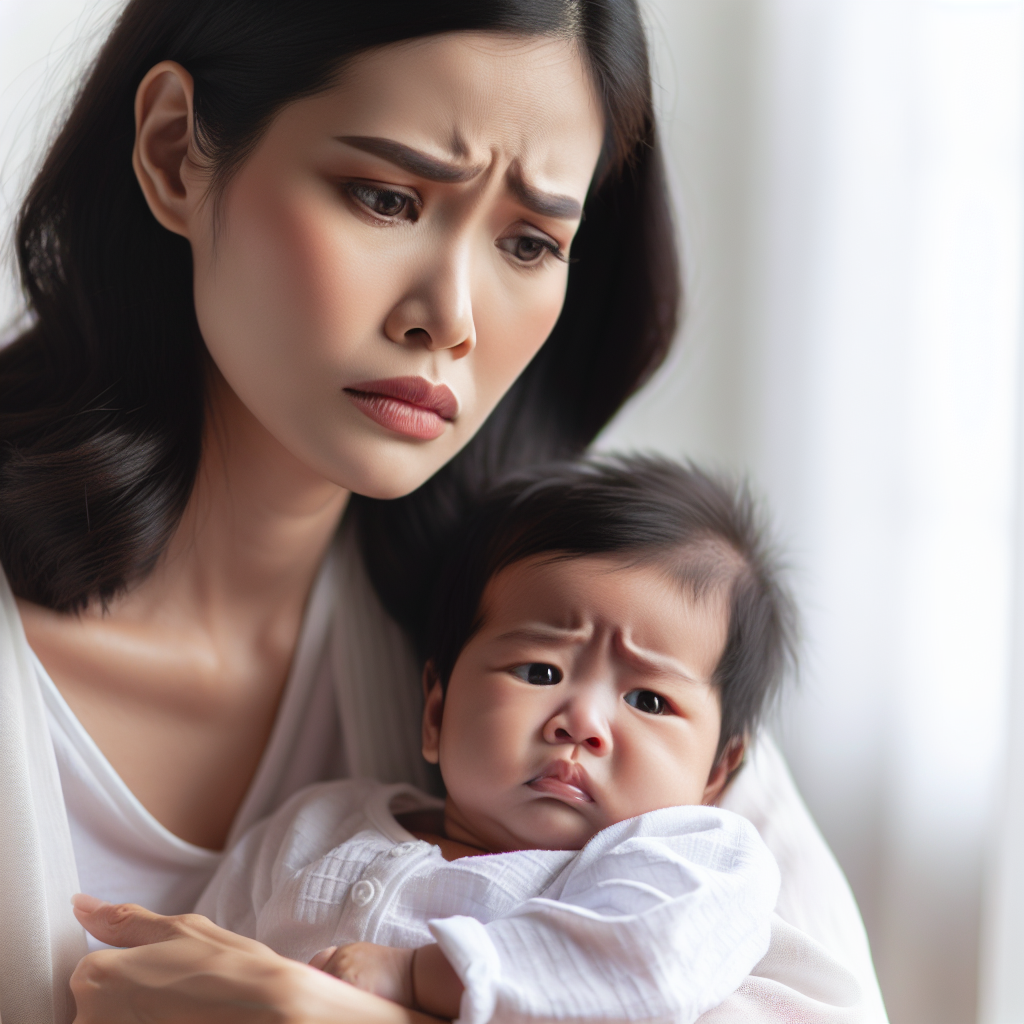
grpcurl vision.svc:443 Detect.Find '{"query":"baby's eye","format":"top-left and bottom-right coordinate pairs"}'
top-left (347, 183), bottom-right (417, 220)
top-left (624, 689), bottom-right (670, 715)
top-left (511, 663), bottom-right (563, 686)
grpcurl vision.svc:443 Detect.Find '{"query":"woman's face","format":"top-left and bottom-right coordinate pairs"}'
top-left (150, 33), bottom-right (604, 498)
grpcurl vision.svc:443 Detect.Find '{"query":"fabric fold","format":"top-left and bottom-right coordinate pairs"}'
top-left (0, 568), bottom-right (86, 1024)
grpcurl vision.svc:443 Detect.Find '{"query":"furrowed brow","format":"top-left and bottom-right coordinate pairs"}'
top-left (616, 635), bottom-right (702, 685)
top-left (337, 136), bottom-right (483, 183)
top-left (507, 167), bottom-right (582, 220)
top-left (493, 625), bottom-right (588, 645)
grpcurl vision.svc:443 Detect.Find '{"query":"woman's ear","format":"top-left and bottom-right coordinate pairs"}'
top-left (132, 61), bottom-right (203, 238)
top-left (421, 662), bottom-right (445, 765)
top-left (701, 735), bottom-right (747, 805)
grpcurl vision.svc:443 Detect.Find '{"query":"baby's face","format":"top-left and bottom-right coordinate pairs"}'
top-left (422, 554), bottom-right (733, 852)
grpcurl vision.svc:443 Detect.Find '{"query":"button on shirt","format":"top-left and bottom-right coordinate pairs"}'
top-left (197, 780), bottom-right (780, 1024)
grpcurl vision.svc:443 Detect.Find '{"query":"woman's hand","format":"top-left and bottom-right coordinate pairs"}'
top-left (70, 895), bottom-right (446, 1023)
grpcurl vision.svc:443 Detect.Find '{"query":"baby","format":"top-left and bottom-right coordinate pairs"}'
top-left (196, 456), bottom-right (796, 1023)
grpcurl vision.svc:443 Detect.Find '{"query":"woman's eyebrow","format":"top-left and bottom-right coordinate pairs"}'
top-left (337, 136), bottom-right (583, 220)
top-left (337, 135), bottom-right (485, 183)
top-left (507, 167), bottom-right (582, 220)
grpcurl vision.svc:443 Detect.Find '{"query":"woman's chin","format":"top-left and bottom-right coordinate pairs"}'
top-left (327, 445), bottom-right (460, 501)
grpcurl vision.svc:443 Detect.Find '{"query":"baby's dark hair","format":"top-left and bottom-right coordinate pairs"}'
top-left (424, 455), bottom-right (797, 763)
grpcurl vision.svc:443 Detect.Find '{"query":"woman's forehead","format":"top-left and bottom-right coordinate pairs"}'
top-left (283, 31), bottom-right (604, 191)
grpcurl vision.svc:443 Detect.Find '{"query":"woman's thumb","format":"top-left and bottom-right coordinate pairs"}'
top-left (72, 893), bottom-right (184, 947)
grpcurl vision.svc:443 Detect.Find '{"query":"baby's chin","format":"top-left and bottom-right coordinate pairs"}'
top-left (490, 799), bottom-right (607, 853)
top-left (444, 791), bottom-right (610, 853)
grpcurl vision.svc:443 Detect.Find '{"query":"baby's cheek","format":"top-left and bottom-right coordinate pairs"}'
top-left (619, 737), bottom-right (712, 815)
top-left (441, 678), bottom-right (530, 801)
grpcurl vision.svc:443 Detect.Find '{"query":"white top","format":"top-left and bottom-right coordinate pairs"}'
top-left (0, 519), bottom-right (888, 1024)
top-left (35, 553), bottom-right (346, 942)
top-left (197, 779), bottom-right (780, 1024)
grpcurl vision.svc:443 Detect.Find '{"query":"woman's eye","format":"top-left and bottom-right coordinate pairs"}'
top-left (497, 234), bottom-right (563, 266)
top-left (624, 690), bottom-right (670, 715)
top-left (348, 184), bottom-right (416, 220)
top-left (511, 663), bottom-right (563, 686)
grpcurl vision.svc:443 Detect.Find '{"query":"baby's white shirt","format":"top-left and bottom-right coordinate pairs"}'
top-left (197, 779), bottom-right (780, 1024)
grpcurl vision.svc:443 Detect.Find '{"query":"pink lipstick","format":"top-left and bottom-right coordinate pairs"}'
top-left (344, 376), bottom-right (458, 441)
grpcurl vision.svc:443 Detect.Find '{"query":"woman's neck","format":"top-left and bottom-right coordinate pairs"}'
top-left (115, 370), bottom-right (350, 636)
top-left (16, 371), bottom-right (350, 848)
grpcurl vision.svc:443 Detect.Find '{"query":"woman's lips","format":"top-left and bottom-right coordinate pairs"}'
top-left (527, 761), bottom-right (594, 805)
top-left (344, 376), bottom-right (458, 441)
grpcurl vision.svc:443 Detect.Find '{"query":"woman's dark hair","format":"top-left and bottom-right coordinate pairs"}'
top-left (0, 0), bottom-right (679, 635)
top-left (425, 456), bottom-right (797, 761)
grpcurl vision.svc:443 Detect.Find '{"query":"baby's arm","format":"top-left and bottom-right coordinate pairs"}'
top-left (424, 806), bottom-right (780, 1024)
top-left (311, 941), bottom-right (463, 1019)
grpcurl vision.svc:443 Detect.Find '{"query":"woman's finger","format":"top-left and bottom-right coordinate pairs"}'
top-left (72, 894), bottom-right (219, 949)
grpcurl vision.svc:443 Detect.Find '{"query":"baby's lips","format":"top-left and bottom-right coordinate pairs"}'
top-left (528, 759), bottom-right (595, 803)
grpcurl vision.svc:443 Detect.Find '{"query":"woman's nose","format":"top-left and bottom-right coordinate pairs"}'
top-left (542, 699), bottom-right (612, 755)
top-left (383, 245), bottom-right (476, 358)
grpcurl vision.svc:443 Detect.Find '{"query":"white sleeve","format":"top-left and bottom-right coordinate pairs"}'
top-left (429, 806), bottom-right (779, 1024)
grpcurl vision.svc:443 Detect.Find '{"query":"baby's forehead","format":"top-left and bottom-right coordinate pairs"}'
top-left (483, 547), bottom-right (736, 611)
top-left (475, 551), bottom-right (731, 671)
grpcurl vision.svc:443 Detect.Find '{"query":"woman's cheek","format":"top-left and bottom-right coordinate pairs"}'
top-left (193, 179), bottom-right (394, 453)
top-left (214, 176), bottom-right (375, 369)
top-left (471, 269), bottom-right (568, 411)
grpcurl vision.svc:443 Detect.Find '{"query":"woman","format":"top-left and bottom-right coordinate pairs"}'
top-left (0, 1), bottom-right (884, 1021)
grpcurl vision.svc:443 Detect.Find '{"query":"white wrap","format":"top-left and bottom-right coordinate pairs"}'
top-left (199, 780), bottom-right (780, 1024)
top-left (0, 569), bottom-right (86, 1024)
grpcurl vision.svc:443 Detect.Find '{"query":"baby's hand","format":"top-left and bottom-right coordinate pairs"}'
top-left (310, 942), bottom-right (414, 1006)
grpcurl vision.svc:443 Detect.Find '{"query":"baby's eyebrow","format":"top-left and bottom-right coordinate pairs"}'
top-left (492, 624), bottom-right (589, 645)
top-left (614, 635), bottom-right (704, 686)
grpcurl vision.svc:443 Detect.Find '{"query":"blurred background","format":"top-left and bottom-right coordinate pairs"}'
top-left (2, 1), bottom-right (1023, 1021)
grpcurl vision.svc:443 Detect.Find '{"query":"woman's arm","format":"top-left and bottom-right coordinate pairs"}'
top-left (70, 898), bottom-right (447, 1024)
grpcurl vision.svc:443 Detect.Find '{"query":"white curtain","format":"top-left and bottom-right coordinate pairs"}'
top-left (605, 2), bottom-right (1024, 1022)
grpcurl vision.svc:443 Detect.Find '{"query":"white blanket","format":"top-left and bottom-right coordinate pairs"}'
top-left (197, 779), bottom-right (781, 1024)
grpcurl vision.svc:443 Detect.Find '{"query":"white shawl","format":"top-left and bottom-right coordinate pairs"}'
top-left (0, 568), bottom-right (85, 1024)
top-left (0, 529), bottom-right (888, 1023)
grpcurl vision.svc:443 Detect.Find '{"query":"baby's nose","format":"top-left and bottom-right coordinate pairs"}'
top-left (544, 698), bottom-right (612, 753)
top-left (553, 726), bottom-right (604, 751)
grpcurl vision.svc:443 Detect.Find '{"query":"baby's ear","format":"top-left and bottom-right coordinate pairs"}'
top-left (420, 662), bottom-right (445, 766)
top-left (701, 735), bottom-right (747, 805)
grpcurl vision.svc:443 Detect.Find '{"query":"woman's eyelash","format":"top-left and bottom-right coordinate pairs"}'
top-left (345, 182), bottom-right (419, 221)
top-left (498, 234), bottom-right (567, 267)
top-left (344, 186), bottom-right (564, 266)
